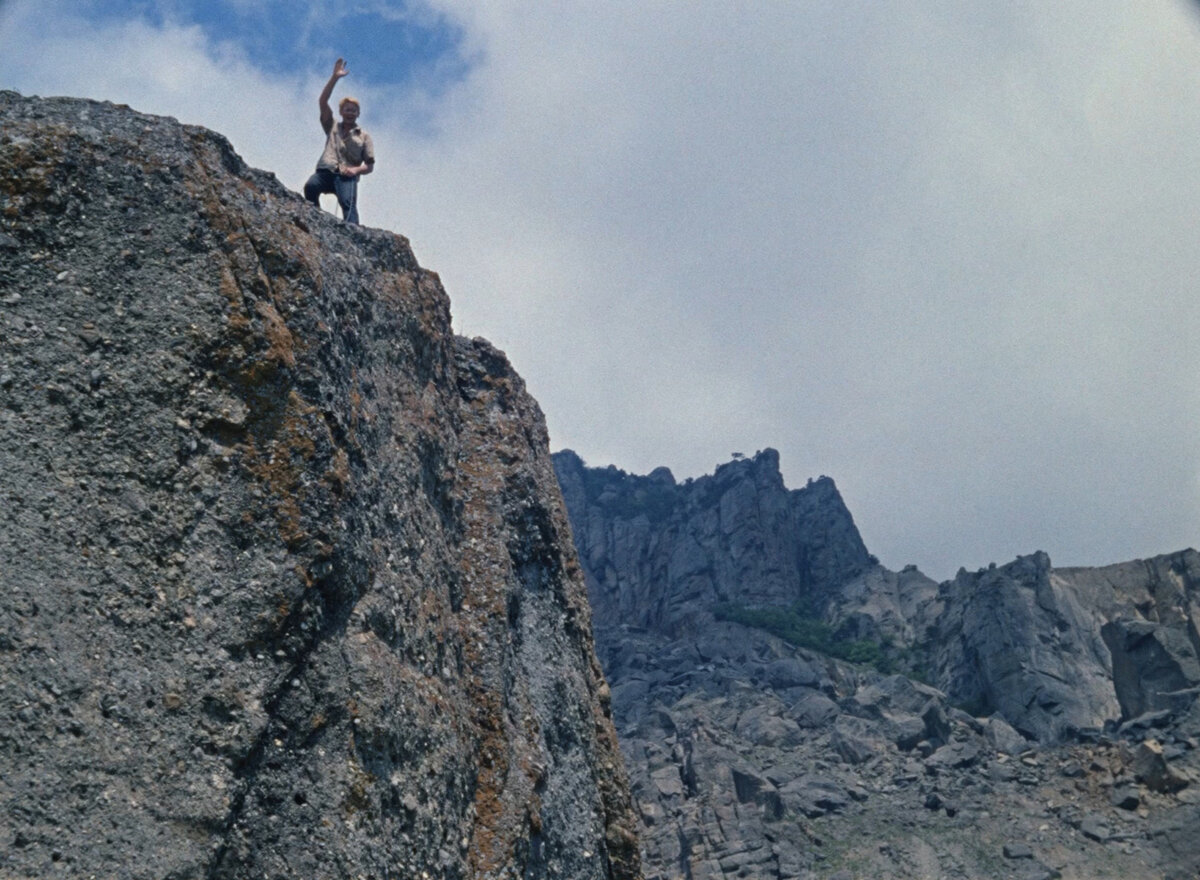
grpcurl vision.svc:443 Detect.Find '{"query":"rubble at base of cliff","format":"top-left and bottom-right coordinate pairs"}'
top-left (599, 622), bottom-right (1200, 880)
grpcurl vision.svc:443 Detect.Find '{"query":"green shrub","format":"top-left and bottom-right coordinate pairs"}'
top-left (711, 601), bottom-right (894, 674)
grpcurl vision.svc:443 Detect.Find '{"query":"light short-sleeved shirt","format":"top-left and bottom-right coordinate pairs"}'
top-left (317, 123), bottom-right (375, 173)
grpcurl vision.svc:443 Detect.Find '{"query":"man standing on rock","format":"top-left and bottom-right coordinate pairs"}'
top-left (304, 58), bottom-right (375, 225)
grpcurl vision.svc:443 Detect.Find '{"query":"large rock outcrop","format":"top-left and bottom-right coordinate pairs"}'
top-left (922, 552), bottom-right (1120, 742)
top-left (0, 92), bottom-right (640, 880)
top-left (925, 549), bottom-right (1200, 742)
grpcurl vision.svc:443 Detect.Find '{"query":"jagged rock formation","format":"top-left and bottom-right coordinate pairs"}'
top-left (555, 449), bottom-right (1200, 880)
top-left (554, 448), bottom-right (873, 635)
top-left (0, 92), bottom-right (640, 880)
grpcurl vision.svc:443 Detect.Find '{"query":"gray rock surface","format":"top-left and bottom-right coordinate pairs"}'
top-left (0, 92), bottom-right (640, 880)
top-left (554, 448), bottom-right (873, 635)
top-left (1103, 618), bottom-right (1200, 720)
top-left (556, 450), bottom-right (1200, 879)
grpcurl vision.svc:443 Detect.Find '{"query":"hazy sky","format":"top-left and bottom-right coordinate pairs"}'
top-left (3, 1), bottom-right (1198, 580)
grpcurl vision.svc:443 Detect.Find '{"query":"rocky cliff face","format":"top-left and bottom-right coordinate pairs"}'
top-left (556, 449), bottom-right (1200, 880)
top-left (554, 448), bottom-right (873, 635)
top-left (0, 92), bottom-right (640, 880)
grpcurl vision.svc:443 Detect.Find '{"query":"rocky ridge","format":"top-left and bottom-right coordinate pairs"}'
top-left (555, 448), bottom-right (1200, 880)
top-left (0, 92), bottom-right (639, 880)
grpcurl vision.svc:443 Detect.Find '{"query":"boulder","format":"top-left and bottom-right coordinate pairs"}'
top-left (763, 656), bottom-right (821, 690)
top-left (923, 553), bottom-right (1120, 743)
top-left (831, 717), bottom-right (886, 765)
top-left (1132, 740), bottom-right (1191, 794)
top-left (789, 690), bottom-right (841, 728)
top-left (730, 768), bottom-right (784, 819)
top-left (924, 740), bottom-right (983, 773)
top-left (734, 705), bottom-right (804, 748)
top-left (985, 715), bottom-right (1029, 755)
top-left (650, 766), bottom-right (686, 799)
top-left (851, 674), bottom-right (946, 717)
top-left (1111, 785), bottom-right (1140, 810)
top-left (780, 774), bottom-right (852, 818)
top-left (1078, 815), bottom-right (1111, 842)
top-left (847, 675), bottom-right (951, 750)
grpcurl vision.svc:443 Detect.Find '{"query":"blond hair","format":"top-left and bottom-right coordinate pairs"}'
top-left (339, 96), bottom-right (360, 111)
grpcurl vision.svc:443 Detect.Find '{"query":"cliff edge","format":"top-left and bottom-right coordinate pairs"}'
top-left (0, 92), bottom-right (640, 880)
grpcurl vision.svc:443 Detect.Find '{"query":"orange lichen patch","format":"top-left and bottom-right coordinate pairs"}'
top-left (255, 300), bottom-right (297, 370)
top-left (454, 500), bottom-right (546, 874)
top-left (0, 153), bottom-right (53, 205)
top-left (237, 391), bottom-right (325, 549)
top-left (222, 232), bottom-right (270, 294)
top-left (417, 581), bottom-right (448, 621)
top-left (467, 707), bottom-right (516, 875)
top-left (295, 564), bottom-right (315, 589)
top-left (323, 447), bottom-right (351, 497)
top-left (213, 264), bottom-right (301, 390)
top-left (342, 758), bottom-right (376, 817)
top-left (445, 352), bottom-right (635, 876)
top-left (464, 687), bottom-right (546, 875)
top-left (179, 141), bottom-right (323, 366)
top-left (0, 125), bottom-right (78, 205)
top-left (372, 271), bottom-right (420, 314)
top-left (261, 227), bottom-right (326, 299)
top-left (183, 159), bottom-right (362, 552)
top-left (456, 569), bottom-right (513, 869)
top-left (218, 266), bottom-right (251, 335)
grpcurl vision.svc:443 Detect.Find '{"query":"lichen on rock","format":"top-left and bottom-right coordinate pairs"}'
top-left (0, 91), bottom-right (640, 880)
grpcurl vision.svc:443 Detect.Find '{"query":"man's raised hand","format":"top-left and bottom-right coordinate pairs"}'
top-left (333, 58), bottom-right (349, 80)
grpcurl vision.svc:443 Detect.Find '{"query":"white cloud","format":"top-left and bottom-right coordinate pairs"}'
top-left (2, 0), bottom-right (1198, 580)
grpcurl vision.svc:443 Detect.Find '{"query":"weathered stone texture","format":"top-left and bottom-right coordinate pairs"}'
top-left (0, 92), bottom-right (639, 880)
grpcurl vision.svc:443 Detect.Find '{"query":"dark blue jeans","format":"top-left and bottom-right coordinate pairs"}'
top-left (304, 168), bottom-right (360, 224)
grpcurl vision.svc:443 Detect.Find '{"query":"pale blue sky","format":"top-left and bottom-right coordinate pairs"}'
top-left (2, 1), bottom-right (1199, 580)
top-left (42, 0), bottom-right (474, 131)
top-left (85, 1), bottom-right (462, 74)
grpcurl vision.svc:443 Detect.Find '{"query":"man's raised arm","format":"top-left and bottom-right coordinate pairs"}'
top-left (318, 58), bottom-right (348, 133)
